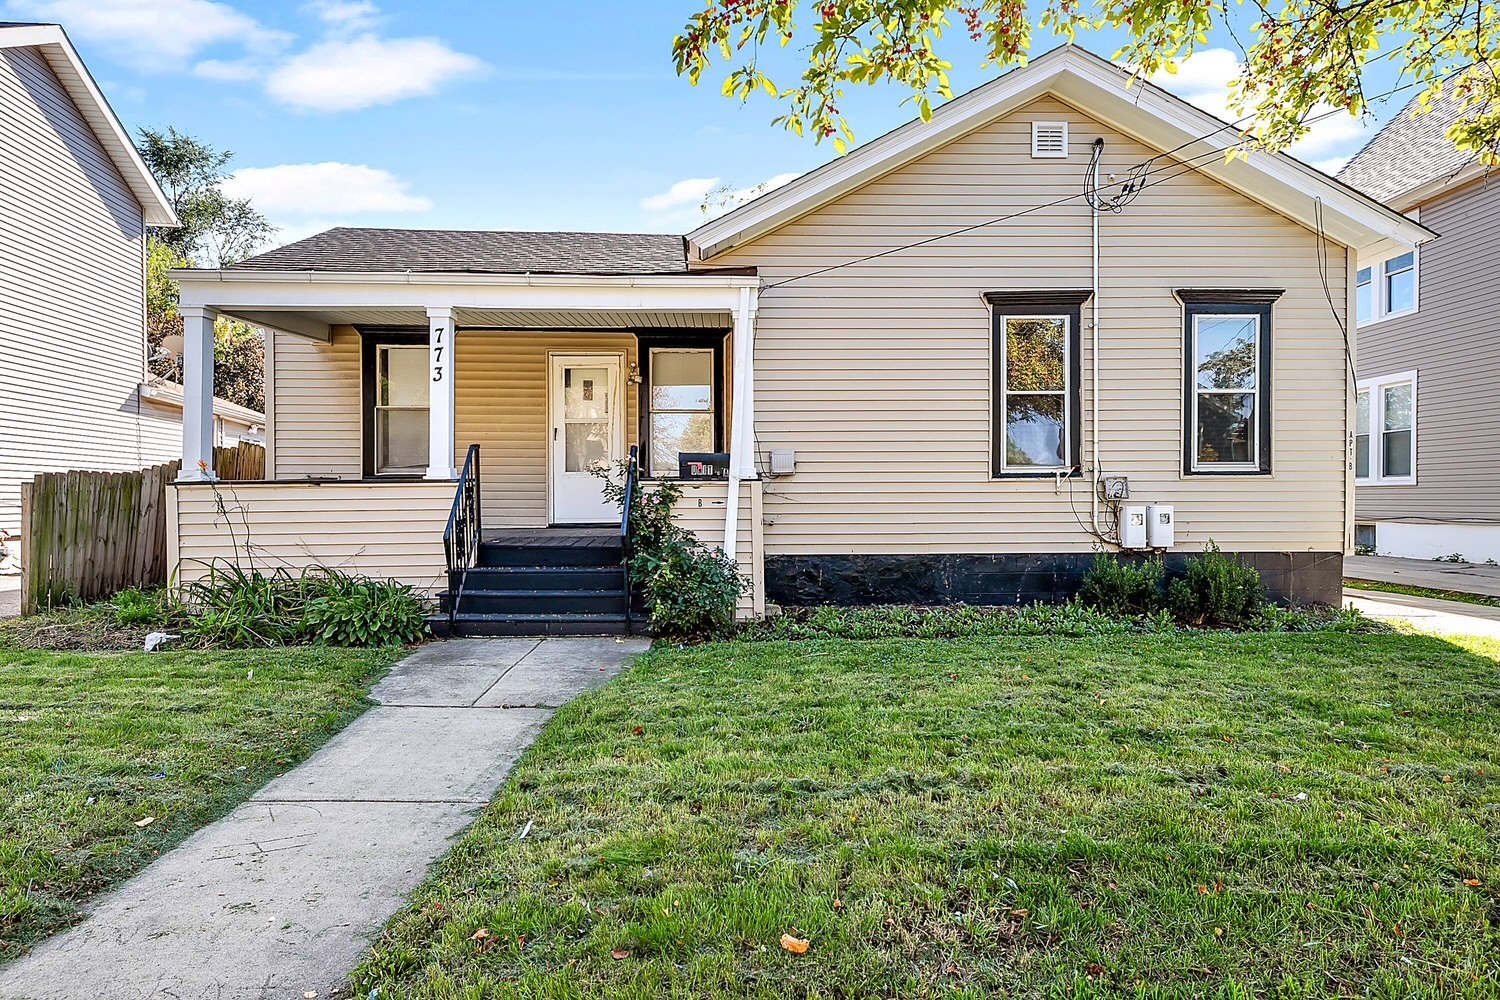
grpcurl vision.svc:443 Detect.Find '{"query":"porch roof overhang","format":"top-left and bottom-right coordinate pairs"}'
top-left (170, 268), bottom-right (761, 340)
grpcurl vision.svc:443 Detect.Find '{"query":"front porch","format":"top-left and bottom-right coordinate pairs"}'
top-left (166, 266), bottom-right (765, 632)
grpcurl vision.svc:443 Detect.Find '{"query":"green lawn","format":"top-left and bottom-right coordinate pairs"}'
top-left (1346, 578), bottom-right (1500, 609)
top-left (0, 644), bottom-right (404, 961)
top-left (356, 632), bottom-right (1500, 999)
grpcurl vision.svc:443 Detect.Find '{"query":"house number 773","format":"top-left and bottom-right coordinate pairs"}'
top-left (431, 327), bottom-right (445, 381)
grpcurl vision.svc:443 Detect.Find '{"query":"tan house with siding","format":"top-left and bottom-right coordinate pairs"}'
top-left (1338, 90), bottom-right (1500, 562)
top-left (0, 23), bottom-right (261, 554)
top-left (167, 46), bottom-right (1430, 635)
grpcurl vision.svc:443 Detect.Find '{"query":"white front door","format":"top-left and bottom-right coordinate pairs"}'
top-left (548, 353), bottom-right (624, 524)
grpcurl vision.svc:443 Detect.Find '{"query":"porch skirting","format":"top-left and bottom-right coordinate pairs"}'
top-left (167, 479), bottom-right (766, 618)
top-left (764, 551), bottom-right (1345, 609)
top-left (169, 481), bottom-right (455, 594)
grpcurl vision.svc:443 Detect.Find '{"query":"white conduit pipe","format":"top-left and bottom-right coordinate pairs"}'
top-left (1090, 140), bottom-right (1105, 541)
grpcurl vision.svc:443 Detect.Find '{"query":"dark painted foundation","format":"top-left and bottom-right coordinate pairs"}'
top-left (766, 551), bottom-right (1344, 609)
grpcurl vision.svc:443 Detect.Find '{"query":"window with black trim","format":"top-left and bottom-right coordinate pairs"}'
top-left (1179, 290), bottom-right (1280, 475)
top-left (986, 290), bottom-right (1087, 477)
top-left (637, 332), bottom-right (725, 478)
top-left (361, 331), bottom-right (429, 478)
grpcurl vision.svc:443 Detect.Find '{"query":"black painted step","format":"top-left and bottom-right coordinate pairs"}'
top-left (457, 588), bottom-right (628, 615)
top-left (442, 612), bottom-right (632, 637)
top-left (463, 566), bottom-right (624, 591)
top-left (479, 543), bottom-right (622, 568)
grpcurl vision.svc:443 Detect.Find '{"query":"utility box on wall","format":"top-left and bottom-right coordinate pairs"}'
top-left (1147, 505), bottom-right (1176, 548)
top-left (1120, 505), bottom-right (1148, 549)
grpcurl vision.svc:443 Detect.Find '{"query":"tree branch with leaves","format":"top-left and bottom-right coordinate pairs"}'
top-left (673, 0), bottom-right (1499, 161)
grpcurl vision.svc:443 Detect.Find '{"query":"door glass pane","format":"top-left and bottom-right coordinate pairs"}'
top-left (377, 408), bottom-right (428, 473)
top-left (564, 366), bottom-right (609, 421)
top-left (380, 346), bottom-right (428, 407)
top-left (1004, 394), bottom-right (1065, 466)
top-left (651, 351), bottom-right (713, 410)
top-left (565, 422), bottom-right (609, 473)
top-left (1005, 318), bottom-right (1066, 391)
top-left (1196, 317), bottom-right (1258, 389)
top-left (1197, 393), bottom-right (1255, 465)
top-left (651, 413), bottom-right (714, 475)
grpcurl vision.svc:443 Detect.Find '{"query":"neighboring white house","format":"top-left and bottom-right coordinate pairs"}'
top-left (0, 22), bottom-right (263, 545)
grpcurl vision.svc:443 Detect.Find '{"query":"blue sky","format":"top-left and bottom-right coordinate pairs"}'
top-left (12, 0), bottom-right (1412, 247)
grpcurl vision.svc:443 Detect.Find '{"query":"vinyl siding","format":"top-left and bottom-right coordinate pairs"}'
top-left (1355, 178), bottom-right (1500, 523)
top-left (0, 46), bottom-right (156, 535)
top-left (651, 479), bottom-right (760, 617)
top-left (170, 482), bottom-right (452, 593)
top-left (270, 328), bottom-right (640, 526)
top-left (706, 95), bottom-right (1350, 556)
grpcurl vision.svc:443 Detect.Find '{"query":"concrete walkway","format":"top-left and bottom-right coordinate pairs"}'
top-left (1345, 588), bottom-right (1500, 639)
top-left (0, 574), bottom-right (19, 619)
top-left (1345, 554), bottom-right (1500, 600)
top-left (0, 637), bottom-right (647, 1000)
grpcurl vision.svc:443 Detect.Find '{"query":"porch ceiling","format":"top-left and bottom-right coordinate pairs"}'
top-left (217, 306), bottom-right (734, 336)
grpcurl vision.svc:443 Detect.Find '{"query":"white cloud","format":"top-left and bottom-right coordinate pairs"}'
top-left (641, 172), bottom-right (801, 224)
top-left (7, 0), bottom-right (289, 69)
top-left (305, 0), bottom-right (380, 33)
top-left (641, 177), bottom-right (720, 213)
top-left (1151, 48), bottom-right (1375, 169)
top-left (264, 34), bottom-right (484, 112)
top-left (221, 162), bottom-right (431, 216)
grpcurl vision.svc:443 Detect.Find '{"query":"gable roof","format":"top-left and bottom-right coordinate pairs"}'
top-left (1339, 86), bottom-right (1489, 207)
top-left (0, 23), bottom-right (177, 226)
top-left (230, 227), bottom-right (695, 275)
top-left (688, 45), bottom-right (1433, 259)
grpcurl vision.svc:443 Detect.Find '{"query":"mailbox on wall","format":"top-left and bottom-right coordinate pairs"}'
top-left (678, 452), bottom-right (730, 479)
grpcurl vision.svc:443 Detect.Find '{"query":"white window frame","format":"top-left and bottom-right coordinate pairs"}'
top-left (1189, 312), bottom-right (1262, 473)
top-left (373, 343), bottom-right (430, 477)
top-left (1356, 247), bottom-right (1419, 326)
top-left (997, 313), bottom-right (1072, 474)
top-left (1355, 370), bottom-right (1417, 487)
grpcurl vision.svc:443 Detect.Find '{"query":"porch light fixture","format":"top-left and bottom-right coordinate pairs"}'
top-left (627, 362), bottom-right (643, 385)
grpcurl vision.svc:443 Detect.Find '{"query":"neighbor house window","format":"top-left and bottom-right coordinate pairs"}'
top-left (647, 348), bottom-right (716, 476)
top-left (985, 290), bottom-right (1088, 476)
top-left (1179, 290), bottom-right (1280, 475)
top-left (1355, 372), bottom-right (1417, 486)
top-left (374, 344), bottom-right (429, 475)
top-left (1358, 250), bottom-right (1418, 324)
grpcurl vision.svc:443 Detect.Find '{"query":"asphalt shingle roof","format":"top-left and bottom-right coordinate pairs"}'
top-left (1338, 86), bottom-right (1484, 203)
top-left (228, 227), bottom-right (693, 275)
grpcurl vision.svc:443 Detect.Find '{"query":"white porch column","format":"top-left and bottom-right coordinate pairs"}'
top-left (425, 306), bottom-right (458, 480)
top-left (723, 285), bottom-right (758, 556)
top-left (177, 306), bottom-right (217, 482)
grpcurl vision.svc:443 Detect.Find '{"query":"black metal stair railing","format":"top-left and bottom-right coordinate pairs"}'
top-left (621, 444), bottom-right (639, 634)
top-left (442, 444), bottom-right (482, 629)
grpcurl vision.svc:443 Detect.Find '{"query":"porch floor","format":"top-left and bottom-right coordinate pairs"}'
top-left (482, 527), bottom-right (618, 548)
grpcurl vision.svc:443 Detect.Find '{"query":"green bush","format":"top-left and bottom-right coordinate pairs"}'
top-left (1077, 552), bottom-right (1164, 613)
top-left (596, 464), bottom-right (745, 639)
top-left (109, 587), bottom-right (182, 625)
top-left (1165, 542), bottom-right (1266, 627)
top-left (180, 563), bottom-right (427, 647)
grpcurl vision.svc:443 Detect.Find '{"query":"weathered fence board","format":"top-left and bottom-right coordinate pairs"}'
top-left (215, 442), bottom-right (265, 481)
top-left (19, 446), bottom-right (265, 614)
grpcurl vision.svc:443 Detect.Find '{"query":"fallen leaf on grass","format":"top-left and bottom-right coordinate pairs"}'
top-left (470, 928), bottom-right (491, 941)
top-left (304, 992), bottom-right (318, 999)
top-left (611, 947), bottom-right (631, 961)
top-left (1463, 878), bottom-right (1483, 887)
top-left (632, 726), bottom-right (645, 736)
top-left (134, 817), bottom-right (154, 828)
top-left (780, 933), bottom-right (810, 954)
top-left (1086, 963), bottom-right (1107, 978)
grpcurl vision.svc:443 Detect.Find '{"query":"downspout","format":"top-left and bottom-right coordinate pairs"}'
top-left (1090, 138), bottom-right (1104, 540)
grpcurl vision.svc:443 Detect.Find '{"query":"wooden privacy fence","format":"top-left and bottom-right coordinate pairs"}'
top-left (18, 444), bottom-right (265, 614)
top-left (215, 442), bottom-right (265, 481)
top-left (20, 461), bottom-right (180, 613)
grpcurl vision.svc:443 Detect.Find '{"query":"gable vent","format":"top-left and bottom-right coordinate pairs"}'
top-left (1031, 121), bottom-right (1068, 158)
